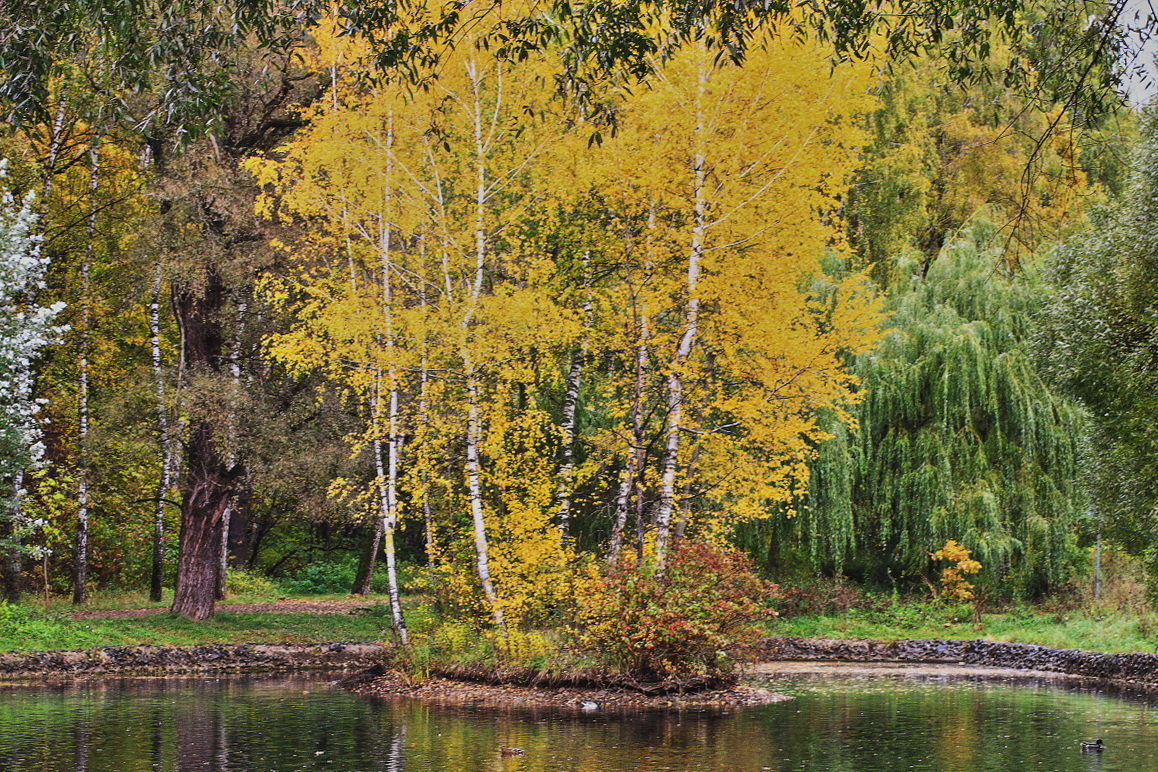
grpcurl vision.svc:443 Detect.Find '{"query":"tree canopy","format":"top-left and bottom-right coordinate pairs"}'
top-left (1038, 108), bottom-right (1158, 584)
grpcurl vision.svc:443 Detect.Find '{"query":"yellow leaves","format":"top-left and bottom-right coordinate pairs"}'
top-left (252, 8), bottom-right (896, 623)
top-left (579, 34), bottom-right (883, 533)
top-left (304, 15), bottom-right (373, 74)
top-left (931, 539), bottom-right (983, 600)
top-left (470, 404), bottom-right (576, 626)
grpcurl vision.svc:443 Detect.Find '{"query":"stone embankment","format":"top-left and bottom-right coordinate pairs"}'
top-left (0, 642), bottom-right (389, 678)
top-left (760, 637), bottom-right (1158, 686)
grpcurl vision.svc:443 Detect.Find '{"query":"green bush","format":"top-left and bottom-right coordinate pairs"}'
top-left (224, 569), bottom-right (279, 598)
top-left (277, 561), bottom-right (356, 594)
top-left (276, 558), bottom-right (415, 595)
top-left (577, 542), bottom-right (780, 682)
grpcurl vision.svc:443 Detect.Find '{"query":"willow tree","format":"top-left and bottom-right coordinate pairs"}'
top-left (785, 222), bottom-right (1085, 596)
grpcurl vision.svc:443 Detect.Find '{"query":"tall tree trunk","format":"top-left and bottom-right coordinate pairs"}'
top-left (462, 58), bottom-right (506, 633)
top-left (654, 62), bottom-right (707, 569)
top-left (465, 372), bottom-right (505, 631)
top-left (374, 380), bottom-right (408, 644)
top-left (556, 254), bottom-right (593, 542)
top-left (372, 377), bottom-right (409, 643)
top-left (170, 268), bottom-right (234, 620)
top-left (418, 358), bottom-right (436, 566)
top-left (40, 101), bottom-right (68, 205)
top-left (149, 260), bottom-right (174, 602)
top-left (72, 140), bottom-right (99, 605)
top-left (172, 422), bottom-right (233, 620)
top-left (367, 125), bottom-right (410, 643)
top-left (673, 441), bottom-right (702, 544)
top-left (352, 518), bottom-right (383, 596)
top-left (610, 208), bottom-right (655, 564)
top-left (216, 296), bottom-right (247, 600)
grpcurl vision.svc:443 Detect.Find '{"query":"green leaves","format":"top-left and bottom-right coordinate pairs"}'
top-left (1038, 108), bottom-right (1158, 584)
top-left (797, 223), bottom-right (1086, 596)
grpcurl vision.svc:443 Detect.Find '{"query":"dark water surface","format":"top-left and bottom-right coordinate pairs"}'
top-left (0, 668), bottom-right (1155, 770)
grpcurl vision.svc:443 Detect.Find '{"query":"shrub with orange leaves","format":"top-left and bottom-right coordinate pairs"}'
top-left (576, 542), bottom-right (779, 682)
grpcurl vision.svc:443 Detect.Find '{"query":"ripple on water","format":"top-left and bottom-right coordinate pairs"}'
top-left (0, 669), bottom-right (1155, 770)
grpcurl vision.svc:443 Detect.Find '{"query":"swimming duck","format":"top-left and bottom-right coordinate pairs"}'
top-left (1081, 739), bottom-right (1104, 752)
top-left (500, 747), bottom-right (525, 757)
top-left (580, 700), bottom-right (600, 712)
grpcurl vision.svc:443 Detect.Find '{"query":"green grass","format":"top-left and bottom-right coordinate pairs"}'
top-left (8, 586), bottom-right (1158, 659)
top-left (0, 596), bottom-right (438, 653)
top-left (770, 602), bottom-right (1158, 655)
top-left (0, 612), bottom-right (384, 653)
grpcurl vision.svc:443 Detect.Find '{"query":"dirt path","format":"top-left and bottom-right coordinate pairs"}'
top-left (70, 600), bottom-right (379, 620)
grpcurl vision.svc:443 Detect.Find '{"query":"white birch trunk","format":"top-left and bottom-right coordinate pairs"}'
top-left (418, 357), bottom-right (436, 565)
top-left (673, 441), bottom-right (702, 543)
top-left (654, 62), bottom-right (708, 569)
top-left (372, 381), bottom-right (409, 644)
top-left (73, 140), bottom-right (99, 604)
top-left (149, 260), bottom-right (173, 601)
top-left (609, 303), bottom-right (651, 565)
top-left (609, 220), bottom-right (656, 564)
top-left (462, 59), bottom-right (505, 631)
top-left (383, 377), bottom-right (407, 644)
top-left (464, 372), bottom-right (504, 630)
top-left (415, 236), bottom-right (437, 566)
top-left (374, 116), bottom-right (409, 644)
top-left (40, 102), bottom-right (68, 204)
top-left (556, 254), bottom-right (593, 541)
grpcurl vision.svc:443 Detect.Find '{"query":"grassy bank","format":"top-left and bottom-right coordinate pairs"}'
top-left (0, 596), bottom-right (419, 653)
top-left (5, 585), bottom-right (1158, 661)
top-left (770, 602), bottom-right (1158, 655)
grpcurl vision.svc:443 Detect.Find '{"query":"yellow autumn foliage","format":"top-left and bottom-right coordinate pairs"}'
top-left (247, 8), bottom-right (886, 626)
top-left (931, 539), bottom-right (983, 600)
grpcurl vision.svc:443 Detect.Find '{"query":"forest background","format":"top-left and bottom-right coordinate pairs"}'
top-left (1, 0), bottom-right (1157, 675)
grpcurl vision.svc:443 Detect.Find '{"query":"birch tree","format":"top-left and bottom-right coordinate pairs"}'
top-left (587, 36), bottom-right (885, 565)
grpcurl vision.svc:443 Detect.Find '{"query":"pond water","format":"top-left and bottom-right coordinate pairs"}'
top-left (1, 666), bottom-right (1156, 770)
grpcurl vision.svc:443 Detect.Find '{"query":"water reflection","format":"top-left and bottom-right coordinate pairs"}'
top-left (0, 671), bottom-right (1155, 770)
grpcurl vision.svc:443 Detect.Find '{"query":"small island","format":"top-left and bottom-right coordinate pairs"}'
top-left (3, 0), bottom-right (1158, 766)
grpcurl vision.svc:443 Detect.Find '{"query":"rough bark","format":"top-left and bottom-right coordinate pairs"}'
top-left (352, 519), bottom-right (383, 596)
top-left (171, 422), bottom-right (235, 621)
top-left (170, 269), bottom-right (236, 621)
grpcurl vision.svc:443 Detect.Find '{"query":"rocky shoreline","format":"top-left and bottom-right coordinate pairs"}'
top-left (759, 637), bottom-right (1158, 687)
top-left (0, 642), bottom-right (388, 678)
top-left (344, 667), bottom-right (790, 711)
top-left (4, 635), bottom-right (1158, 703)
